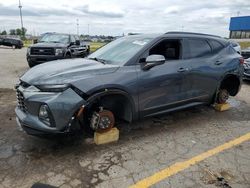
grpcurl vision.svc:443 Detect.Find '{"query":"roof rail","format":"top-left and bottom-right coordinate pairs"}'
top-left (165, 31), bottom-right (221, 38)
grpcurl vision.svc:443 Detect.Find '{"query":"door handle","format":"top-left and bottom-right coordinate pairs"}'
top-left (215, 60), bottom-right (223, 65)
top-left (178, 67), bottom-right (189, 73)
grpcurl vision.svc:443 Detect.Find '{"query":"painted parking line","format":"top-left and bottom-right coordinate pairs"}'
top-left (130, 132), bottom-right (250, 188)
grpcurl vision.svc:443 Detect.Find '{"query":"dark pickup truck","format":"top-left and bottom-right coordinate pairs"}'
top-left (27, 33), bottom-right (90, 67)
top-left (0, 37), bottom-right (23, 49)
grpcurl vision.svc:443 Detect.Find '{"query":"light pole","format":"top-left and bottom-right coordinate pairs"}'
top-left (88, 24), bottom-right (90, 35)
top-left (18, 0), bottom-right (24, 37)
top-left (76, 18), bottom-right (79, 35)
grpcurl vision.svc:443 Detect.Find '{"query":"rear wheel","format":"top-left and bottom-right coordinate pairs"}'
top-left (65, 53), bottom-right (71, 59)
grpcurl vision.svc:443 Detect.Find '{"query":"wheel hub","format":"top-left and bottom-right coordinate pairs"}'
top-left (90, 108), bottom-right (115, 133)
top-left (218, 89), bottom-right (229, 104)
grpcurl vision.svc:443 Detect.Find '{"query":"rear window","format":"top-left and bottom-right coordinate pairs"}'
top-left (184, 39), bottom-right (212, 59)
top-left (210, 40), bottom-right (224, 52)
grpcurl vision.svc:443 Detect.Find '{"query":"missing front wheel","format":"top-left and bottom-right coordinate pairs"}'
top-left (90, 107), bottom-right (115, 133)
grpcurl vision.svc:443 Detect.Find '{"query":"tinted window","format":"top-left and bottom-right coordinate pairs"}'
top-left (40, 34), bottom-right (69, 44)
top-left (184, 39), bottom-right (211, 59)
top-left (210, 40), bottom-right (224, 51)
top-left (149, 39), bottom-right (181, 60)
top-left (5, 39), bottom-right (13, 43)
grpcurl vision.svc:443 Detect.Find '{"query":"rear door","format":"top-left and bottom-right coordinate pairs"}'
top-left (181, 38), bottom-right (221, 101)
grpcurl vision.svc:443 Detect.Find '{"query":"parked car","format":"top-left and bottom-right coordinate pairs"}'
top-left (15, 32), bottom-right (244, 136)
top-left (26, 33), bottom-right (90, 67)
top-left (0, 37), bottom-right (23, 49)
top-left (241, 47), bottom-right (250, 59)
top-left (243, 58), bottom-right (250, 80)
top-left (229, 41), bottom-right (241, 54)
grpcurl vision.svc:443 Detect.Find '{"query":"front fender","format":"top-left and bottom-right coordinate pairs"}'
top-left (85, 88), bottom-right (138, 121)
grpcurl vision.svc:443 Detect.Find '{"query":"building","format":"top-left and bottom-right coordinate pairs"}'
top-left (229, 16), bottom-right (250, 39)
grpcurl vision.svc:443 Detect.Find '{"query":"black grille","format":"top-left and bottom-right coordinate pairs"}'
top-left (16, 89), bottom-right (27, 112)
top-left (30, 47), bottom-right (55, 55)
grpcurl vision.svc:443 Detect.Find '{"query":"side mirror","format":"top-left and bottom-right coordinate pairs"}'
top-left (142, 54), bottom-right (165, 70)
top-left (75, 40), bottom-right (80, 45)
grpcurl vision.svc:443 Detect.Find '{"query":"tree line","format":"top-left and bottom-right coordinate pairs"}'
top-left (0, 27), bottom-right (27, 39)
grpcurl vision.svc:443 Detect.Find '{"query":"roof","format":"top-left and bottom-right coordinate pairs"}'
top-left (126, 32), bottom-right (222, 40)
top-left (229, 16), bottom-right (250, 31)
top-left (124, 32), bottom-right (228, 45)
top-left (164, 31), bottom-right (221, 38)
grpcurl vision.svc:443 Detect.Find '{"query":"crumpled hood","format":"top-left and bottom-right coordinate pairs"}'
top-left (21, 58), bottom-right (120, 85)
top-left (31, 42), bottom-right (67, 48)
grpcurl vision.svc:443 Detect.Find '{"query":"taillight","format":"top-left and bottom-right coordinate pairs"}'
top-left (239, 58), bottom-right (244, 65)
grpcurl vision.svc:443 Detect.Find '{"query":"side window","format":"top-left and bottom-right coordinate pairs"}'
top-left (148, 39), bottom-right (181, 60)
top-left (184, 39), bottom-right (212, 59)
top-left (209, 40), bottom-right (224, 52)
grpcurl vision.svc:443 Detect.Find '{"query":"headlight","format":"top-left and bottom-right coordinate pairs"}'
top-left (39, 104), bottom-right (53, 127)
top-left (27, 47), bottom-right (31, 55)
top-left (55, 48), bottom-right (63, 56)
top-left (36, 84), bottom-right (70, 92)
top-left (25, 85), bottom-right (40, 92)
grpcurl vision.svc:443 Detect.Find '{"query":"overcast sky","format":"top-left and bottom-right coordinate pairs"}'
top-left (0, 0), bottom-right (249, 37)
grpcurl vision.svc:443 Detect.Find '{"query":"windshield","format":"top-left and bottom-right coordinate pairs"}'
top-left (40, 34), bottom-right (69, 44)
top-left (88, 36), bottom-right (153, 65)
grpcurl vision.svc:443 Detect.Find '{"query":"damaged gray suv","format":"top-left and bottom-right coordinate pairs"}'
top-left (15, 32), bottom-right (244, 135)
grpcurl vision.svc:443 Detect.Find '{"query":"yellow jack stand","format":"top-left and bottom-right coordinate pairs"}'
top-left (214, 102), bottom-right (231, 111)
top-left (94, 127), bottom-right (119, 145)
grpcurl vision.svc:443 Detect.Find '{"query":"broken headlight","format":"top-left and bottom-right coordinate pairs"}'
top-left (55, 48), bottom-right (63, 56)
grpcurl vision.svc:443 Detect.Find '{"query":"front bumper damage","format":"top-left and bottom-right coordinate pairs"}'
top-left (15, 84), bottom-right (86, 135)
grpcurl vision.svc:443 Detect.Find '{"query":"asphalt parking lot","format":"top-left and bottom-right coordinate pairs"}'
top-left (0, 47), bottom-right (250, 188)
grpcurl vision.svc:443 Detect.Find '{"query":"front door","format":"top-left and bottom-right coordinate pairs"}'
top-left (137, 39), bottom-right (192, 117)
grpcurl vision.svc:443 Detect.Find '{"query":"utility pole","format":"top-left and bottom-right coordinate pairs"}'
top-left (237, 11), bottom-right (240, 16)
top-left (88, 24), bottom-right (90, 35)
top-left (76, 18), bottom-right (79, 35)
top-left (18, 0), bottom-right (24, 37)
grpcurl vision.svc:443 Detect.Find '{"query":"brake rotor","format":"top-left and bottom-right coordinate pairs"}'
top-left (90, 109), bottom-right (115, 133)
top-left (217, 89), bottom-right (229, 104)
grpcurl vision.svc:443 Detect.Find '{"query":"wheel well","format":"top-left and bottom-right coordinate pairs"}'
top-left (65, 51), bottom-right (71, 57)
top-left (88, 94), bottom-right (133, 123)
top-left (220, 75), bottom-right (240, 96)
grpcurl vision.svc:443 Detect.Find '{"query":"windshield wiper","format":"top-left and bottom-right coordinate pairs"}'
top-left (88, 57), bottom-right (106, 64)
